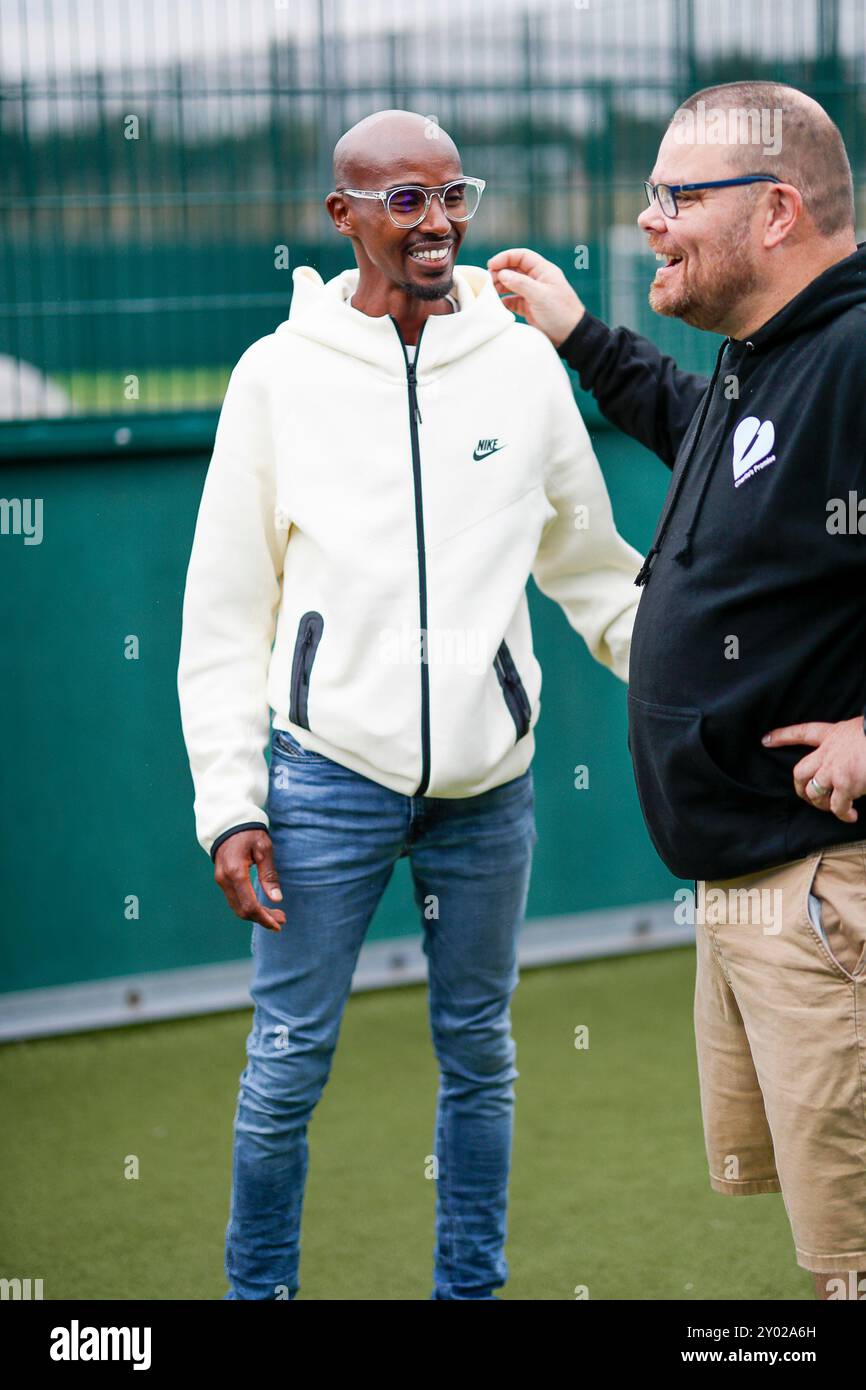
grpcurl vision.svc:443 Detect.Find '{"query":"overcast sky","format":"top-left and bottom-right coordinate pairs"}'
top-left (2, 0), bottom-right (864, 80)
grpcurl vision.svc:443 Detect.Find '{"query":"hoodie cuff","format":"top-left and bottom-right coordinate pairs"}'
top-left (556, 311), bottom-right (613, 372)
top-left (210, 821), bottom-right (269, 862)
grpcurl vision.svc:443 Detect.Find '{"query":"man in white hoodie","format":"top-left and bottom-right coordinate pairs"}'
top-left (177, 109), bottom-right (642, 1300)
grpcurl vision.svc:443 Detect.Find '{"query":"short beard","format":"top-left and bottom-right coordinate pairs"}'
top-left (398, 276), bottom-right (454, 301)
top-left (649, 221), bottom-right (760, 332)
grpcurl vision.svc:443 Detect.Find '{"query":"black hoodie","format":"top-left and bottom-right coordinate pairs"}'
top-left (558, 242), bottom-right (866, 879)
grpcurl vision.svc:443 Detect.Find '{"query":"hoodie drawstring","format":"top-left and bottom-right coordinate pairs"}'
top-left (634, 335), bottom-right (730, 587)
top-left (672, 340), bottom-right (755, 568)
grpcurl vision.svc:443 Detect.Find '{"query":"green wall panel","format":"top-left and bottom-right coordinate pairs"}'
top-left (0, 426), bottom-right (680, 992)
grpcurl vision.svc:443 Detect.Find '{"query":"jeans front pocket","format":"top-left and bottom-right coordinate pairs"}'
top-left (272, 728), bottom-right (325, 762)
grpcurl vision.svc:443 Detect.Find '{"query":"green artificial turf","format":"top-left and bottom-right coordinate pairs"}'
top-left (0, 946), bottom-right (814, 1300)
top-left (51, 366), bottom-right (232, 413)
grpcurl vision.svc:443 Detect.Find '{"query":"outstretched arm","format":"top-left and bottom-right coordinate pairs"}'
top-left (557, 312), bottom-right (709, 468)
top-left (488, 247), bottom-right (708, 468)
top-left (530, 338), bottom-right (645, 682)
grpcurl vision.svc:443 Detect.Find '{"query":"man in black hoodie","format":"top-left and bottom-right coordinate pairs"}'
top-left (489, 81), bottom-right (866, 1299)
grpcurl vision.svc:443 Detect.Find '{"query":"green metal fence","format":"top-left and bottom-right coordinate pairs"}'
top-left (2, 0), bottom-right (865, 1033)
top-left (1, 0), bottom-right (863, 424)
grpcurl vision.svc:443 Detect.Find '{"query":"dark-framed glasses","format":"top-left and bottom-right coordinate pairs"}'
top-left (643, 174), bottom-right (783, 218)
top-left (338, 177), bottom-right (486, 228)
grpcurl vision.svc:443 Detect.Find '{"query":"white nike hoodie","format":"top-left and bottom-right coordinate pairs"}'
top-left (177, 262), bottom-right (644, 859)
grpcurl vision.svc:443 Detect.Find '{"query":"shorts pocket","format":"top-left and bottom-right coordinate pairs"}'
top-left (802, 846), bottom-right (866, 981)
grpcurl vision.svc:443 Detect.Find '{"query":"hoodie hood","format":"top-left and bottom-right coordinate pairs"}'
top-left (634, 239), bottom-right (866, 585)
top-left (734, 239), bottom-right (866, 353)
top-left (280, 262), bottom-right (514, 375)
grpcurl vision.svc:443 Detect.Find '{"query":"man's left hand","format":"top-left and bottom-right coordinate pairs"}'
top-left (761, 718), bottom-right (866, 823)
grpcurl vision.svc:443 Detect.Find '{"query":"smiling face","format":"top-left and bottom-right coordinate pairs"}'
top-left (638, 127), bottom-right (763, 332)
top-left (328, 115), bottom-right (469, 301)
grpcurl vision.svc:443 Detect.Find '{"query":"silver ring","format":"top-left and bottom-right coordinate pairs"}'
top-left (808, 777), bottom-right (832, 797)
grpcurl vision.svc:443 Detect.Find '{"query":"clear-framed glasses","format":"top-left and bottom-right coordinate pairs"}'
top-left (338, 177), bottom-right (486, 228)
top-left (643, 174), bottom-right (783, 218)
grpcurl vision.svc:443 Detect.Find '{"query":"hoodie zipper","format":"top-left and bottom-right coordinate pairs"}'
top-left (289, 610), bottom-right (324, 728)
top-left (390, 315), bottom-right (431, 795)
top-left (494, 639), bottom-right (532, 740)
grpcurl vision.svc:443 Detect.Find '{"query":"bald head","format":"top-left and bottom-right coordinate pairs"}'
top-left (333, 110), bottom-right (461, 190)
top-left (326, 110), bottom-right (470, 307)
top-left (672, 82), bottom-right (855, 238)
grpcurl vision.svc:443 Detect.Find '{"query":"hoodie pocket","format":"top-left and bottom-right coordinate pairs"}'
top-left (627, 693), bottom-right (788, 880)
top-left (289, 611), bottom-right (324, 729)
top-left (494, 638), bottom-right (532, 742)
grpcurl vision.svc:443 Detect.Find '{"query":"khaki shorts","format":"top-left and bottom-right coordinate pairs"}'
top-left (695, 839), bottom-right (866, 1274)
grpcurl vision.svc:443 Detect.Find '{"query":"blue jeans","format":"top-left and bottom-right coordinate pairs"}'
top-left (223, 726), bottom-right (537, 1300)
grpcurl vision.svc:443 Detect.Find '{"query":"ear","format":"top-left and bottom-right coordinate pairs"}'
top-left (763, 182), bottom-right (802, 249)
top-left (325, 191), bottom-right (355, 239)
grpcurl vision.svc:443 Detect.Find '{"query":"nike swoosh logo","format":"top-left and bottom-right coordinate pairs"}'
top-left (473, 445), bottom-right (506, 461)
